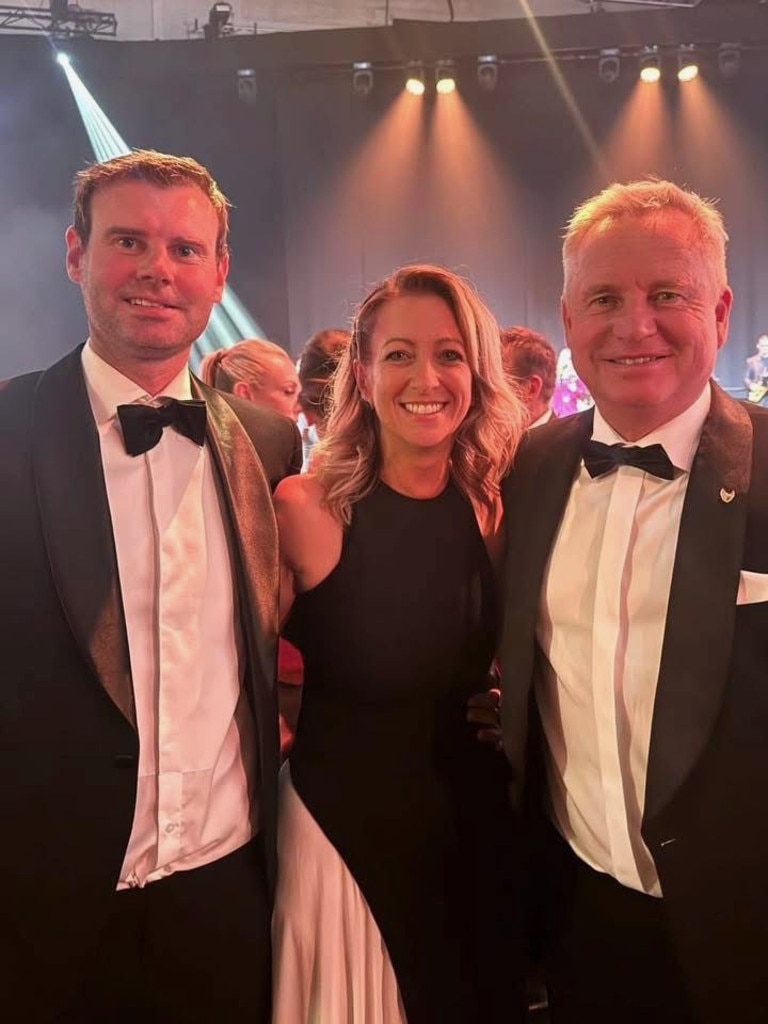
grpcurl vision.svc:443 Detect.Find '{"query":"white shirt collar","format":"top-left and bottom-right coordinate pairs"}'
top-left (591, 382), bottom-right (711, 474)
top-left (81, 340), bottom-right (193, 427)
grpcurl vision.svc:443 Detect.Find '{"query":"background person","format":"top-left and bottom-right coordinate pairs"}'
top-left (500, 178), bottom-right (768, 1024)
top-left (744, 332), bottom-right (768, 404)
top-left (272, 264), bottom-right (528, 1024)
top-left (500, 325), bottom-right (557, 428)
top-left (297, 327), bottom-right (351, 435)
top-left (200, 337), bottom-right (301, 420)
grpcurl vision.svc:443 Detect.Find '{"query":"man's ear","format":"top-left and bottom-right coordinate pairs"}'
top-left (213, 250), bottom-right (230, 304)
top-left (528, 375), bottom-right (544, 401)
top-left (65, 225), bottom-right (84, 284)
top-left (715, 286), bottom-right (733, 351)
top-left (561, 295), bottom-right (572, 342)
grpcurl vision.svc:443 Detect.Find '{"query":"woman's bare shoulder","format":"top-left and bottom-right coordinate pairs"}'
top-left (274, 472), bottom-right (342, 588)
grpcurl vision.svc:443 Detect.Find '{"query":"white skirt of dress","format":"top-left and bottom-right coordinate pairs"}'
top-left (272, 766), bottom-right (407, 1024)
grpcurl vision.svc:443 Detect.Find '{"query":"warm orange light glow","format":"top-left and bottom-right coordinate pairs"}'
top-left (589, 76), bottom-right (673, 195)
top-left (429, 89), bottom-right (528, 317)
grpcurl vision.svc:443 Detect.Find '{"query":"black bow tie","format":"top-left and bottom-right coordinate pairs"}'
top-left (582, 439), bottom-right (675, 481)
top-left (117, 399), bottom-right (207, 456)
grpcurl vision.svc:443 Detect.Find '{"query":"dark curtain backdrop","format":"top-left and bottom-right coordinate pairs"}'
top-left (1, 31), bottom-right (766, 389)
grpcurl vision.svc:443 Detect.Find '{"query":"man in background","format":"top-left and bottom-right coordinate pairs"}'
top-left (744, 331), bottom-right (768, 404)
top-left (500, 325), bottom-right (557, 428)
top-left (0, 149), bottom-right (300, 1022)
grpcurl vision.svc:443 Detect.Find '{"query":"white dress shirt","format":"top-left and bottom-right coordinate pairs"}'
top-left (81, 343), bottom-right (257, 889)
top-left (536, 385), bottom-right (711, 896)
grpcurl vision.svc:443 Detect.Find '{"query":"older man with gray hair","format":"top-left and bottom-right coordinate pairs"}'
top-left (500, 178), bottom-right (768, 1024)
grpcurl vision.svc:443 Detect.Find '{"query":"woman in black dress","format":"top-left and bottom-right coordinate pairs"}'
top-left (272, 265), bottom-right (528, 1023)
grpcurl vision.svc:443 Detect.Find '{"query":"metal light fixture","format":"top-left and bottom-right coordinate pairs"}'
top-left (352, 61), bottom-right (374, 98)
top-left (477, 55), bottom-right (499, 92)
top-left (598, 48), bottom-right (621, 84)
top-left (718, 43), bottom-right (741, 80)
top-left (405, 62), bottom-right (426, 96)
top-left (677, 44), bottom-right (699, 82)
top-left (639, 45), bottom-right (661, 83)
top-left (205, 2), bottom-right (233, 39)
top-left (435, 61), bottom-right (457, 95)
top-left (237, 68), bottom-right (257, 105)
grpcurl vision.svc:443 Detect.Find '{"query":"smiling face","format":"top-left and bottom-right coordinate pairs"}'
top-left (66, 179), bottom-right (228, 388)
top-left (562, 211), bottom-right (732, 439)
top-left (354, 293), bottom-right (473, 463)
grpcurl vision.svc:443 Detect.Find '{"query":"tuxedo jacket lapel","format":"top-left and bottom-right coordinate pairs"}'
top-left (501, 411), bottom-right (592, 801)
top-left (645, 386), bottom-right (752, 823)
top-left (32, 348), bottom-right (135, 727)
top-left (193, 378), bottom-right (279, 682)
top-left (194, 378), bottom-right (280, 889)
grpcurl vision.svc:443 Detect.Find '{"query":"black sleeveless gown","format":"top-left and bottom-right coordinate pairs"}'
top-left (285, 480), bottom-right (523, 1023)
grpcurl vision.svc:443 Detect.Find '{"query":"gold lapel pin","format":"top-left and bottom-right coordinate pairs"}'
top-left (719, 488), bottom-right (736, 504)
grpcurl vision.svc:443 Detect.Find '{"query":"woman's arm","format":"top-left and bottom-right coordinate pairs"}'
top-left (273, 473), bottom-right (343, 627)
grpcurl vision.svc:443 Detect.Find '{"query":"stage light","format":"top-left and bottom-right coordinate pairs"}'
top-left (237, 68), bottom-right (257, 105)
top-left (477, 55), bottom-right (499, 93)
top-left (718, 43), bottom-right (741, 79)
top-left (56, 51), bottom-right (71, 67)
top-left (435, 61), bottom-right (457, 95)
top-left (598, 49), bottom-right (621, 84)
top-left (204, 2), bottom-right (232, 39)
top-left (352, 61), bottom-right (374, 98)
top-left (677, 45), bottom-right (699, 82)
top-left (405, 63), bottom-right (426, 96)
top-left (639, 46), bottom-right (661, 84)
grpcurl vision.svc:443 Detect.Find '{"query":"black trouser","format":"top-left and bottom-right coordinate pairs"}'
top-left (56, 838), bottom-right (271, 1024)
top-left (537, 823), bottom-right (696, 1024)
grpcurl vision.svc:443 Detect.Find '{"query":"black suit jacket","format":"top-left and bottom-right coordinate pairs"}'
top-left (499, 384), bottom-right (768, 1023)
top-left (0, 347), bottom-right (301, 1022)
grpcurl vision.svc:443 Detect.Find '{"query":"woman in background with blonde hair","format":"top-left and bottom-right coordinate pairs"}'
top-left (200, 338), bottom-right (301, 420)
top-left (272, 265), bottom-right (528, 1023)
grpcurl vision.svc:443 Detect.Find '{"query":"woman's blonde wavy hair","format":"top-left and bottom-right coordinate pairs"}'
top-left (315, 264), bottom-right (527, 524)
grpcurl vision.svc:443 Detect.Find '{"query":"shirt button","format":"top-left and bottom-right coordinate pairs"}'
top-left (164, 822), bottom-right (176, 834)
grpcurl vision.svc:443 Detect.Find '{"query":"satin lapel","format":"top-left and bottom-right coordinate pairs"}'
top-left (500, 411), bottom-right (592, 800)
top-left (645, 386), bottom-right (752, 822)
top-left (193, 379), bottom-right (279, 702)
top-left (32, 348), bottom-right (135, 726)
top-left (195, 380), bottom-right (280, 889)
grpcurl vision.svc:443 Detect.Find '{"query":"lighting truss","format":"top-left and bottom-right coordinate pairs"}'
top-left (0, 4), bottom-right (117, 37)
top-left (580, 0), bottom-right (703, 8)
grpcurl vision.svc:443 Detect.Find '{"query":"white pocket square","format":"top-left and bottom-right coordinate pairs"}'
top-left (737, 570), bottom-right (768, 605)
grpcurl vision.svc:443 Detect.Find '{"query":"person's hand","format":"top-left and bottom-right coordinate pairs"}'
top-left (466, 687), bottom-right (504, 752)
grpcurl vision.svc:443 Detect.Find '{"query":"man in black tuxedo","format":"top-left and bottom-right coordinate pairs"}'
top-left (0, 150), bottom-right (300, 1023)
top-left (500, 179), bottom-right (768, 1024)
top-left (500, 326), bottom-right (557, 428)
